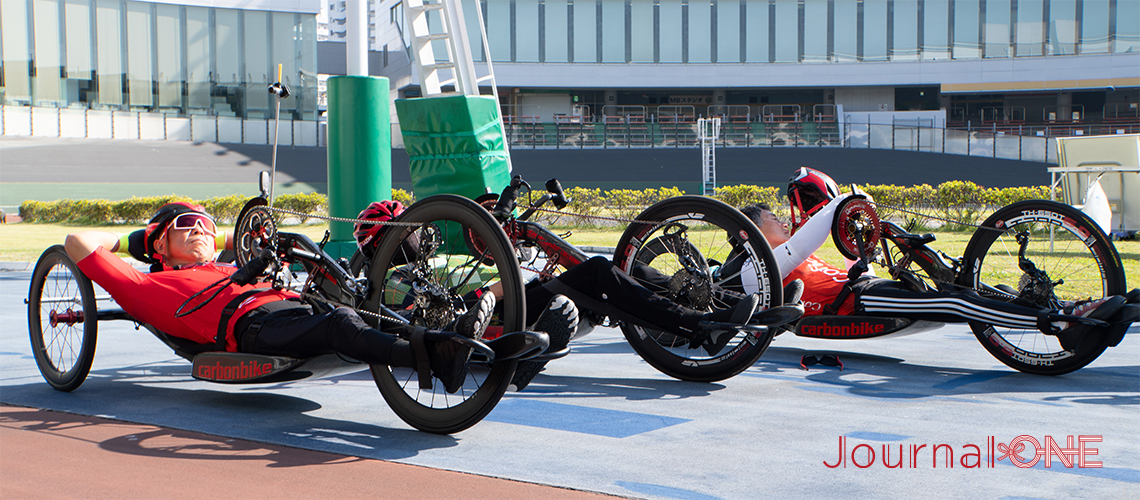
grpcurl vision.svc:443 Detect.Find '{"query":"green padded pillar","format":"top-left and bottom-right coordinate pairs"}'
top-left (395, 95), bottom-right (511, 200)
top-left (326, 75), bottom-right (390, 259)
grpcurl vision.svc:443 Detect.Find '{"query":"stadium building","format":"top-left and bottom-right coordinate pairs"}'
top-left (348, 1), bottom-right (1140, 156)
top-left (1, 0), bottom-right (321, 144)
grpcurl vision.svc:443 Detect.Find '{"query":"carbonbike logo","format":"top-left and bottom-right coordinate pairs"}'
top-left (825, 435), bottom-right (1103, 469)
top-left (197, 360), bottom-right (275, 381)
top-left (801, 322), bottom-right (886, 337)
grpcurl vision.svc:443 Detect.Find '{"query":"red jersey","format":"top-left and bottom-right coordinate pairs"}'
top-left (783, 254), bottom-right (855, 316)
top-left (77, 247), bottom-right (297, 351)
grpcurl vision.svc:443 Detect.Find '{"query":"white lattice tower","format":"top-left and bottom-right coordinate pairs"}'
top-left (403, 0), bottom-right (498, 99)
top-left (698, 117), bottom-right (721, 196)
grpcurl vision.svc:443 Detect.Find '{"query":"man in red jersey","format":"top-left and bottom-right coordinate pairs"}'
top-left (64, 202), bottom-right (491, 393)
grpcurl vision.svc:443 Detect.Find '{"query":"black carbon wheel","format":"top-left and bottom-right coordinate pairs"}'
top-left (363, 195), bottom-right (524, 434)
top-left (958, 200), bottom-right (1127, 375)
top-left (613, 196), bottom-right (782, 382)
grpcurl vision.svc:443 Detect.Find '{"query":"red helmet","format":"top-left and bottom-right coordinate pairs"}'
top-left (787, 167), bottom-right (840, 232)
top-left (144, 202), bottom-right (212, 259)
top-left (355, 200), bottom-right (406, 259)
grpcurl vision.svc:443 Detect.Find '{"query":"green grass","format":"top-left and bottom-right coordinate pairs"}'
top-left (3, 222), bottom-right (1134, 292)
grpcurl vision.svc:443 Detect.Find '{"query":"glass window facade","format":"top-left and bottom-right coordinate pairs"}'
top-left (1, 0), bottom-right (319, 119)
top-left (744, 0), bottom-right (770, 63)
top-left (455, 0), bottom-right (1139, 65)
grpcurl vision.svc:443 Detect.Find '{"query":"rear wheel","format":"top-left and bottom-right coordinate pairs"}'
top-left (27, 245), bottom-right (98, 391)
top-left (363, 195), bottom-right (524, 434)
top-left (613, 196), bottom-right (782, 382)
top-left (958, 200), bottom-right (1126, 375)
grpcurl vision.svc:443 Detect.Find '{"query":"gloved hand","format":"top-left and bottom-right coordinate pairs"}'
top-left (230, 248), bottom-right (274, 286)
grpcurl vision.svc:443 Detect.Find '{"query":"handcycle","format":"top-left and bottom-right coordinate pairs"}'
top-left (25, 174), bottom-right (551, 434)
top-left (781, 194), bottom-right (1138, 375)
top-left (447, 176), bottom-right (802, 383)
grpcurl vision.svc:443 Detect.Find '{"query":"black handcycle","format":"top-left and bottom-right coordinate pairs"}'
top-left (457, 176), bottom-right (801, 383)
top-left (26, 175), bottom-right (549, 434)
top-left (785, 195), bottom-right (1138, 375)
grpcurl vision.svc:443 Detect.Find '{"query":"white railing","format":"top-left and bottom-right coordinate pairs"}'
top-left (1, 105), bottom-right (324, 147)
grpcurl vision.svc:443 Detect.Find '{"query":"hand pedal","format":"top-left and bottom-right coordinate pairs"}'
top-left (485, 331), bottom-right (550, 361)
top-left (754, 304), bottom-right (805, 327)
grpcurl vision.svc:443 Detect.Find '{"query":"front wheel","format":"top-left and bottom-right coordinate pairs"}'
top-left (363, 195), bottom-right (524, 434)
top-left (27, 245), bottom-right (98, 391)
top-left (613, 196), bottom-right (782, 382)
top-left (958, 200), bottom-right (1127, 375)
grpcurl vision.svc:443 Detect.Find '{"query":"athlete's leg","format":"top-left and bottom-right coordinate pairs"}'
top-left (238, 304), bottom-right (416, 367)
top-left (856, 280), bottom-right (1042, 330)
top-left (531, 256), bottom-right (704, 331)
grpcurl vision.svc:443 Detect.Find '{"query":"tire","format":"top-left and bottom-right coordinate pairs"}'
top-left (958, 200), bottom-right (1127, 375)
top-left (363, 195), bottom-right (524, 434)
top-left (613, 196), bottom-right (782, 382)
top-left (27, 245), bottom-right (98, 391)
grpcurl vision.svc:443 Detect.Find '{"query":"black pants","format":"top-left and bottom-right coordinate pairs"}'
top-left (526, 256), bottom-right (704, 332)
top-left (856, 278), bottom-right (1043, 330)
top-left (234, 301), bottom-right (409, 366)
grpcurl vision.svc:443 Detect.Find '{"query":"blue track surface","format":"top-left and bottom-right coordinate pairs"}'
top-left (3, 264), bottom-right (1137, 499)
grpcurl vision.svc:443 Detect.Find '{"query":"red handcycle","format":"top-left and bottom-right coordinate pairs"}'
top-left (26, 174), bottom-right (550, 434)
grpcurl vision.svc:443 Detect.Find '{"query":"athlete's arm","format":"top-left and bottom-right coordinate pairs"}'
top-left (65, 231), bottom-right (121, 263)
top-left (772, 194), bottom-right (850, 279)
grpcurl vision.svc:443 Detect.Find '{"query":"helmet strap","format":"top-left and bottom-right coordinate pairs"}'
top-left (790, 190), bottom-right (805, 235)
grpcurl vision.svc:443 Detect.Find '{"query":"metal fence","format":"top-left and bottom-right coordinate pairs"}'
top-left (7, 103), bottom-right (1139, 165)
top-left (502, 115), bottom-right (1140, 164)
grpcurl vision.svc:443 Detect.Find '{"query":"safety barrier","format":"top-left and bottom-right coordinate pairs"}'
top-left (7, 104), bottom-right (1139, 164)
top-left (1, 105), bottom-right (322, 147)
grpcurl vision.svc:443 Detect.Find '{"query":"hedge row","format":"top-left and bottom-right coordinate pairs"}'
top-left (18, 190), bottom-right (413, 225)
top-left (19, 182), bottom-right (1054, 227)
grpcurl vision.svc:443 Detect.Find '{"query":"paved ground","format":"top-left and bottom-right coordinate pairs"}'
top-left (1, 263), bottom-right (1137, 499)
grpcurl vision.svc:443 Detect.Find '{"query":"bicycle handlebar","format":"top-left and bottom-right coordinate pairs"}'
top-left (492, 175), bottom-right (530, 220)
top-left (494, 175), bottom-right (572, 222)
top-left (545, 178), bottom-right (569, 209)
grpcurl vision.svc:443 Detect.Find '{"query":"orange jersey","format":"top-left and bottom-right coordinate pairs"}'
top-left (783, 254), bottom-right (855, 316)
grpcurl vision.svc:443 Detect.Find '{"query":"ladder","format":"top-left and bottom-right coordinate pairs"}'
top-left (697, 117), bottom-right (721, 196)
top-left (403, 0), bottom-right (497, 99)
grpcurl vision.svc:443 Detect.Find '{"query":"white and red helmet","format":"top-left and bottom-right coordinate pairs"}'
top-left (354, 200), bottom-right (406, 259)
top-left (787, 167), bottom-right (840, 232)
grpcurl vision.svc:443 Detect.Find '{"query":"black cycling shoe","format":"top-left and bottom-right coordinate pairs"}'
top-left (783, 279), bottom-right (804, 305)
top-left (431, 292), bottom-right (495, 394)
top-left (510, 295), bottom-right (579, 391)
top-left (693, 293), bottom-right (760, 356)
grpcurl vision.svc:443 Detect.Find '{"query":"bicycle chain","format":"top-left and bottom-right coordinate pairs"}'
top-left (863, 202), bottom-right (1006, 233)
top-left (267, 198), bottom-right (1015, 298)
top-left (528, 206), bottom-right (665, 225)
top-left (263, 206), bottom-right (425, 227)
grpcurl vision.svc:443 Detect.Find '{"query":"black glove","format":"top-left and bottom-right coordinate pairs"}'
top-left (230, 248), bottom-right (274, 286)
